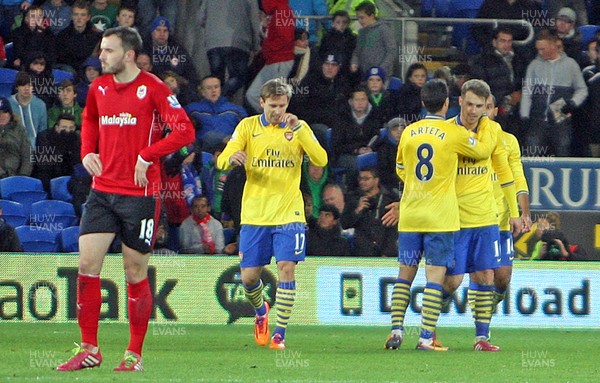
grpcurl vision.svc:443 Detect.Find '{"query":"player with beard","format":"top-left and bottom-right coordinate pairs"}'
top-left (56, 26), bottom-right (194, 372)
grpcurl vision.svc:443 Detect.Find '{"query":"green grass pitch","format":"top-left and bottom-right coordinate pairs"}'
top-left (2, 323), bottom-right (598, 383)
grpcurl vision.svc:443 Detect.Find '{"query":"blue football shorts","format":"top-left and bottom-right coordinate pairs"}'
top-left (446, 225), bottom-right (501, 275)
top-left (498, 230), bottom-right (514, 267)
top-left (239, 223), bottom-right (306, 268)
top-left (397, 232), bottom-right (455, 267)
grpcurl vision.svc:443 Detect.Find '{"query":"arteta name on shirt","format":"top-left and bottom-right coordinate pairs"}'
top-left (100, 113), bottom-right (138, 127)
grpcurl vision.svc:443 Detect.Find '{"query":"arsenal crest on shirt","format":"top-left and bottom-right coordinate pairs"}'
top-left (137, 85), bottom-right (147, 99)
top-left (285, 131), bottom-right (293, 141)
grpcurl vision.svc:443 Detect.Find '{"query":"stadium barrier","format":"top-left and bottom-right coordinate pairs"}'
top-left (0, 254), bottom-right (597, 327)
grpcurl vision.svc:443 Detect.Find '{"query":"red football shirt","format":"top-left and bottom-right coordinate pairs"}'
top-left (81, 70), bottom-right (194, 197)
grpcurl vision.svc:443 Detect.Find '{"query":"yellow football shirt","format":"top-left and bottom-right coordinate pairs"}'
top-left (450, 115), bottom-right (518, 228)
top-left (493, 131), bottom-right (529, 231)
top-left (216, 114), bottom-right (327, 226)
top-left (396, 115), bottom-right (494, 232)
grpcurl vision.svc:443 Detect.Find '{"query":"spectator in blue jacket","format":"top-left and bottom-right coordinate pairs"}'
top-left (185, 76), bottom-right (248, 153)
top-left (9, 71), bottom-right (47, 148)
top-left (289, 0), bottom-right (329, 46)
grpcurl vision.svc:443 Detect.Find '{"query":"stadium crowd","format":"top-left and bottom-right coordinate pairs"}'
top-left (0, 0), bottom-right (598, 257)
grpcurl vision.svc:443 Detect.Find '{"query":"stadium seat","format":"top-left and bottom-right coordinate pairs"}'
top-left (15, 225), bottom-right (60, 252)
top-left (4, 42), bottom-right (13, 65)
top-left (202, 151), bottom-right (212, 166)
top-left (52, 69), bottom-right (74, 83)
top-left (325, 128), bottom-right (332, 152)
top-left (578, 25), bottom-right (600, 46)
top-left (60, 225), bottom-right (80, 252)
top-left (50, 176), bottom-right (73, 202)
top-left (0, 199), bottom-right (28, 227)
top-left (342, 230), bottom-right (355, 254)
top-left (30, 200), bottom-right (77, 232)
top-left (223, 227), bottom-right (235, 245)
top-left (0, 176), bottom-right (47, 215)
top-left (421, 0), bottom-right (451, 18)
top-left (357, 152), bottom-right (378, 170)
top-left (388, 76), bottom-right (403, 91)
top-left (0, 67), bottom-right (17, 98)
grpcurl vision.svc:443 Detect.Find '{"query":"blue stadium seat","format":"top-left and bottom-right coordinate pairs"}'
top-left (341, 230), bottom-right (355, 254)
top-left (15, 225), bottom-right (60, 252)
top-left (449, 0), bottom-right (484, 54)
top-left (52, 69), bottom-right (74, 83)
top-left (0, 176), bottom-right (47, 215)
top-left (0, 67), bottom-right (17, 98)
top-left (0, 199), bottom-right (28, 227)
top-left (388, 76), bottom-right (403, 91)
top-left (578, 25), bottom-right (600, 47)
top-left (60, 225), bottom-right (80, 252)
top-left (4, 42), bottom-right (13, 65)
top-left (223, 227), bottom-right (235, 245)
top-left (30, 200), bottom-right (77, 232)
top-left (50, 176), bottom-right (73, 202)
top-left (325, 128), bottom-right (332, 152)
top-left (357, 152), bottom-right (378, 170)
top-left (202, 151), bottom-right (212, 166)
top-left (421, 0), bottom-right (451, 18)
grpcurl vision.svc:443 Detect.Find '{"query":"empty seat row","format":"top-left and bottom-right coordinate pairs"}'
top-left (0, 199), bottom-right (77, 230)
top-left (15, 225), bottom-right (80, 253)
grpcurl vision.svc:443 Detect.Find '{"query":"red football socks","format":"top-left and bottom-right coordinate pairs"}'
top-left (126, 278), bottom-right (152, 356)
top-left (77, 274), bottom-right (101, 347)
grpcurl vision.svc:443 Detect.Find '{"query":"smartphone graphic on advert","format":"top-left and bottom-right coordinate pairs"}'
top-left (341, 273), bottom-right (363, 316)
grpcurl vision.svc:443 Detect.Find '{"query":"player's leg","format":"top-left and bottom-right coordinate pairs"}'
top-left (494, 231), bottom-right (514, 305)
top-left (269, 223), bottom-right (305, 349)
top-left (239, 225), bottom-right (273, 346)
top-left (57, 190), bottom-right (117, 371)
top-left (270, 260), bottom-right (297, 349)
top-left (113, 194), bottom-right (159, 371)
top-left (471, 225), bottom-right (501, 351)
top-left (385, 232), bottom-right (421, 350)
top-left (416, 233), bottom-right (453, 351)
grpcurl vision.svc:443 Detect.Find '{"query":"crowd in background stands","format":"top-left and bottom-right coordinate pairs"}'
top-left (0, 0), bottom-right (599, 256)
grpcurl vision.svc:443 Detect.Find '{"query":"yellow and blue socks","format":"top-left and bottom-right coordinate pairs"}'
top-left (243, 280), bottom-right (267, 316)
top-left (390, 278), bottom-right (411, 336)
top-left (493, 287), bottom-right (506, 306)
top-left (419, 282), bottom-right (444, 343)
top-left (471, 283), bottom-right (495, 339)
top-left (273, 281), bottom-right (296, 340)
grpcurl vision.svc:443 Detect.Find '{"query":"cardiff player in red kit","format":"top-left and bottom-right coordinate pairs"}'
top-left (56, 26), bottom-right (194, 372)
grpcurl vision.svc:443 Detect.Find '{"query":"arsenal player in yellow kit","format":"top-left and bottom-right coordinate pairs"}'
top-left (217, 79), bottom-right (327, 350)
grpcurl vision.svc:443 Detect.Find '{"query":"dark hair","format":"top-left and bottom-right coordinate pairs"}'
top-left (421, 79), bottom-right (448, 113)
top-left (24, 5), bottom-right (43, 19)
top-left (118, 5), bottom-right (136, 15)
top-left (355, 1), bottom-right (376, 16)
top-left (350, 85), bottom-right (369, 98)
top-left (405, 62), bottom-right (427, 84)
top-left (493, 27), bottom-right (513, 39)
top-left (332, 10), bottom-right (350, 21)
top-left (360, 166), bottom-right (379, 178)
top-left (15, 71), bottom-right (32, 86)
top-left (58, 78), bottom-right (75, 91)
top-left (191, 195), bottom-right (209, 206)
top-left (320, 204), bottom-right (340, 220)
top-left (200, 75), bottom-right (221, 88)
top-left (72, 0), bottom-right (90, 12)
top-left (103, 26), bottom-right (143, 57)
top-left (56, 112), bottom-right (76, 123)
